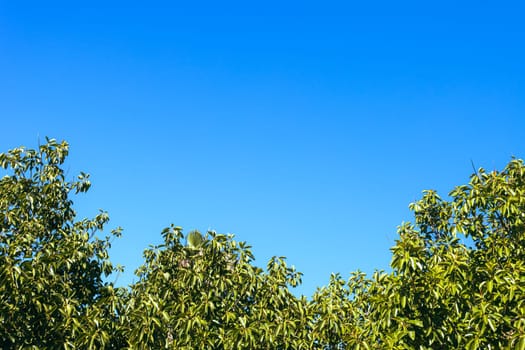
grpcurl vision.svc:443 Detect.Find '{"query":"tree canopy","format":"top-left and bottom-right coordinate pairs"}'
top-left (1, 139), bottom-right (524, 349)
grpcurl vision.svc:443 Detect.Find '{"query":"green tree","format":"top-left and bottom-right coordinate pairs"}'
top-left (0, 139), bottom-right (125, 349)
top-left (2, 139), bottom-right (525, 350)
top-left (337, 159), bottom-right (525, 349)
top-left (123, 226), bottom-right (310, 349)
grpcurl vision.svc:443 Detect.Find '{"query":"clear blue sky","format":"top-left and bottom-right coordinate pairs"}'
top-left (1, 1), bottom-right (524, 296)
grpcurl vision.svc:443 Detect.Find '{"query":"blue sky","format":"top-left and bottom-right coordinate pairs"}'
top-left (1, 1), bottom-right (524, 296)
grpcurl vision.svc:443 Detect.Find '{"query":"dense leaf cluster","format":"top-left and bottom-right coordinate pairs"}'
top-left (1, 139), bottom-right (524, 349)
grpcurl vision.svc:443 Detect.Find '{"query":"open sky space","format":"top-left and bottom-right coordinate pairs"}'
top-left (1, 1), bottom-right (524, 296)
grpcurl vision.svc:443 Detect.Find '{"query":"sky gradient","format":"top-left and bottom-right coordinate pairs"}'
top-left (1, 1), bottom-right (524, 296)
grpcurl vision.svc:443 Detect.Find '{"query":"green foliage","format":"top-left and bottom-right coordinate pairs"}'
top-left (125, 226), bottom-right (309, 349)
top-left (1, 139), bottom-right (525, 349)
top-left (0, 139), bottom-right (125, 348)
top-left (186, 229), bottom-right (205, 249)
top-left (340, 160), bottom-right (525, 349)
